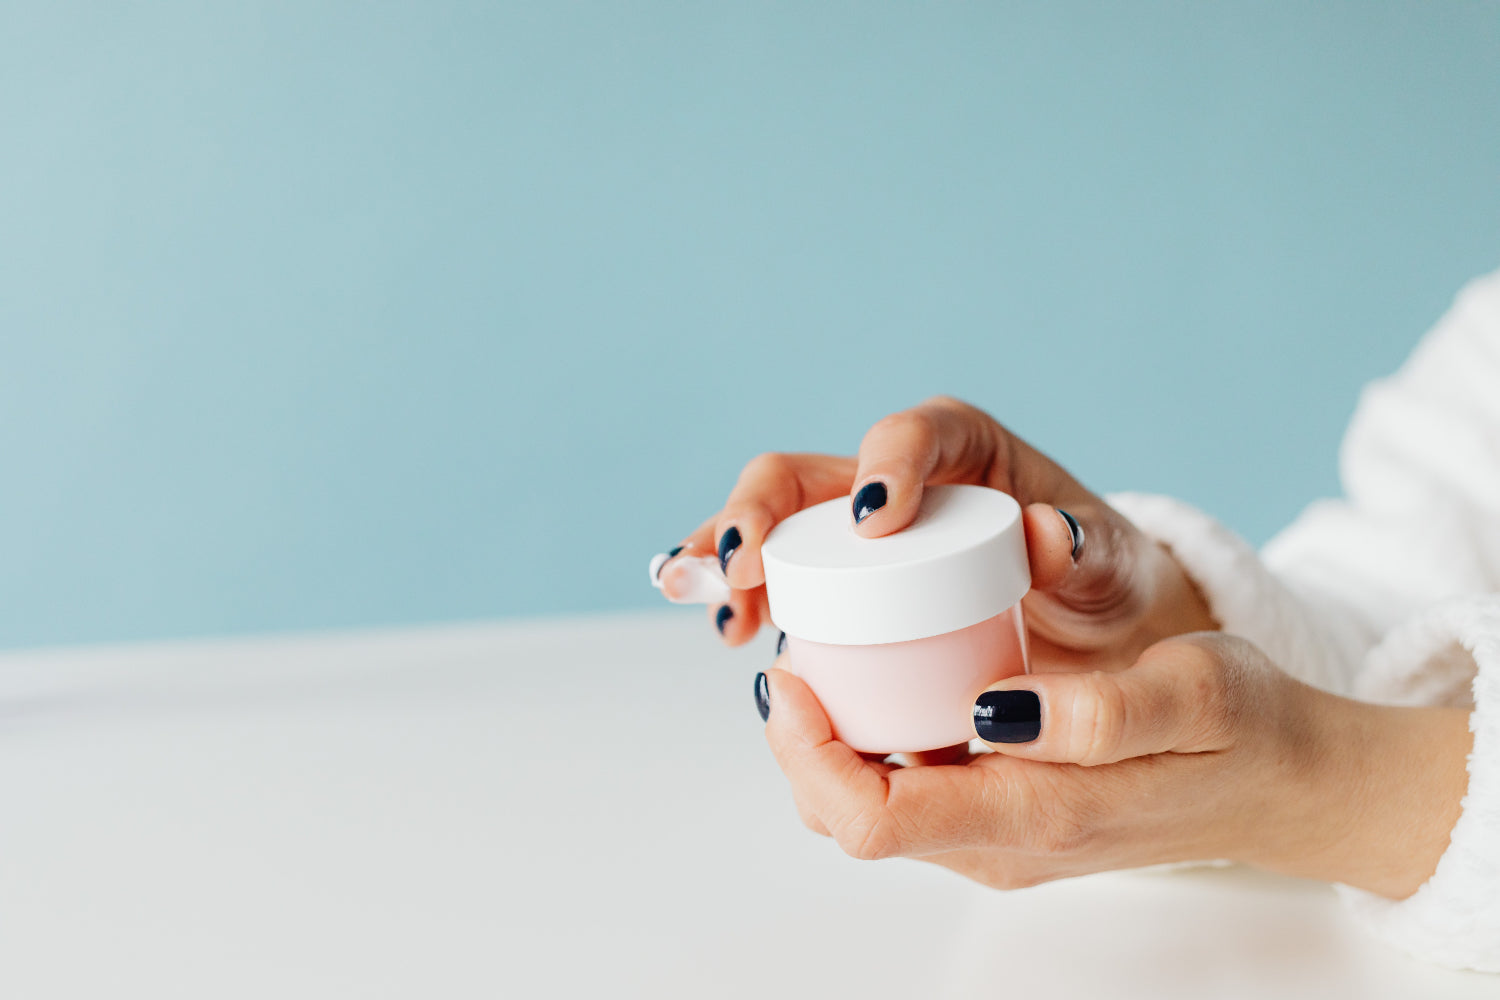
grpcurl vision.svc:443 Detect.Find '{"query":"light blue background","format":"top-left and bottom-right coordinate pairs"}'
top-left (2, 2), bottom-right (1497, 650)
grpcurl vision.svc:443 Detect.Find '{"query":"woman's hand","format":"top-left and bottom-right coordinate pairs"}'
top-left (760, 633), bottom-right (1472, 899)
top-left (655, 395), bottom-right (1215, 673)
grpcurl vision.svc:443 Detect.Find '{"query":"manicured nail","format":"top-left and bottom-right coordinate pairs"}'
top-left (1057, 509), bottom-right (1084, 561)
top-left (973, 690), bottom-right (1041, 743)
top-left (715, 604), bottom-right (734, 635)
top-left (776, 630), bottom-right (787, 655)
top-left (650, 545), bottom-right (686, 583)
top-left (852, 481), bottom-right (888, 525)
top-left (754, 671), bottom-right (771, 721)
top-left (717, 526), bottom-right (742, 576)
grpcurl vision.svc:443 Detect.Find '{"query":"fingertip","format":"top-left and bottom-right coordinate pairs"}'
top-left (713, 602), bottom-right (735, 637)
top-left (851, 479), bottom-right (889, 526)
top-left (715, 522), bottom-right (743, 578)
top-left (850, 476), bottom-right (923, 538)
top-left (764, 667), bottom-right (833, 747)
top-left (972, 685), bottom-right (1043, 750)
top-left (660, 553), bottom-right (732, 604)
top-left (710, 597), bottom-right (759, 646)
top-left (764, 666), bottom-right (798, 707)
top-left (1057, 509), bottom-right (1085, 559)
top-left (1022, 503), bottom-right (1077, 591)
top-left (715, 518), bottom-right (769, 591)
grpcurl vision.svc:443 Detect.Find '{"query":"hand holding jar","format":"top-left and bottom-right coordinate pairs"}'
top-left (652, 394), bottom-right (1217, 679)
top-left (648, 395), bottom-right (1472, 902)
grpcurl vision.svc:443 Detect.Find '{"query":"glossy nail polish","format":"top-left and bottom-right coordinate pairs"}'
top-left (973, 690), bottom-right (1041, 744)
top-left (852, 481), bottom-right (888, 525)
top-left (776, 630), bottom-right (787, 655)
top-left (1056, 509), bottom-right (1084, 561)
top-left (715, 604), bottom-right (734, 635)
top-left (717, 527), bottom-right (742, 576)
top-left (754, 671), bottom-right (771, 721)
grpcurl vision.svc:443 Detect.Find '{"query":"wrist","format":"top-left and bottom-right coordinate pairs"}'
top-left (1246, 687), bottom-right (1471, 897)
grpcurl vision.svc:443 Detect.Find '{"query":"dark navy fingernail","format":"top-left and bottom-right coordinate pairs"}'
top-left (776, 630), bottom-right (787, 655)
top-left (715, 604), bottom-right (734, 634)
top-left (1057, 509), bottom-right (1084, 561)
top-left (717, 527), bottom-right (741, 576)
top-left (667, 545), bottom-right (684, 558)
top-left (852, 481), bottom-right (888, 525)
top-left (754, 671), bottom-right (771, 721)
top-left (973, 690), bottom-right (1041, 743)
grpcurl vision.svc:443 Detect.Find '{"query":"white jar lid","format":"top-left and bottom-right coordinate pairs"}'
top-left (761, 484), bottom-right (1031, 646)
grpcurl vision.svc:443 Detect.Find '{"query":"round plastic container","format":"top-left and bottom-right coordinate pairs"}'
top-left (761, 485), bottom-right (1031, 753)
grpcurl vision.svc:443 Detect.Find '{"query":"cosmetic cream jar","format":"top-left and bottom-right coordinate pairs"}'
top-left (761, 485), bottom-right (1031, 754)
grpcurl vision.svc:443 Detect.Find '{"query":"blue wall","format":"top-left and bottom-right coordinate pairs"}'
top-left (2, 2), bottom-right (1497, 649)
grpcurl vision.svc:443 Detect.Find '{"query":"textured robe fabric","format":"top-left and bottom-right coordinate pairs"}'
top-left (1108, 268), bottom-right (1500, 972)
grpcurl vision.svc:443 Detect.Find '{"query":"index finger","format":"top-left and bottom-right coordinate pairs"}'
top-left (712, 452), bottom-right (857, 591)
top-left (849, 395), bottom-right (1086, 539)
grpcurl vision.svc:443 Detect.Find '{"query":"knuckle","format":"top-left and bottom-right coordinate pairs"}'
top-left (797, 807), bottom-right (829, 837)
top-left (763, 726), bottom-right (808, 772)
top-left (1162, 635), bottom-right (1240, 743)
top-left (920, 394), bottom-right (998, 435)
top-left (866, 409), bottom-right (934, 447)
top-left (1188, 652), bottom-right (1232, 726)
top-left (836, 809), bottom-right (901, 862)
top-left (919, 393), bottom-right (969, 413)
top-left (1072, 675), bottom-right (1129, 765)
top-left (742, 450), bottom-right (793, 484)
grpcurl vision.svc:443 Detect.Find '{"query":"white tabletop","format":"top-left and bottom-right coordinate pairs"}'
top-left (0, 610), bottom-right (1492, 998)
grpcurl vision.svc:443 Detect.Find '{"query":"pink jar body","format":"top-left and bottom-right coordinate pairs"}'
top-left (784, 604), bottom-right (1029, 754)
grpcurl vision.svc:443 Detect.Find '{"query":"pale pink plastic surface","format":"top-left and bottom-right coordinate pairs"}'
top-left (785, 605), bottom-right (1030, 754)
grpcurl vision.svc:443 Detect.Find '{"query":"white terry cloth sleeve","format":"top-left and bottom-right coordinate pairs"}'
top-left (1102, 268), bottom-right (1500, 971)
top-left (1333, 596), bottom-right (1500, 972)
top-left (1105, 490), bottom-right (1377, 697)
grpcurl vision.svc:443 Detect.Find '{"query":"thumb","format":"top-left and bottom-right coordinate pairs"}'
top-left (762, 667), bottom-right (902, 850)
top-left (970, 637), bottom-right (1236, 765)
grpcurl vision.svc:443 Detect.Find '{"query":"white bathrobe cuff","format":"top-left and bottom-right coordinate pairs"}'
top-left (1335, 596), bottom-right (1500, 973)
top-left (1106, 492), bottom-right (1368, 695)
top-left (1108, 491), bottom-right (1500, 972)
